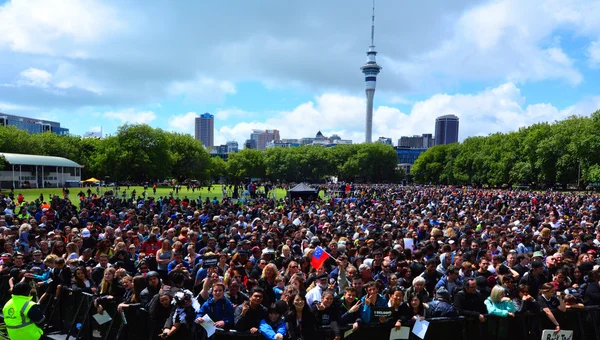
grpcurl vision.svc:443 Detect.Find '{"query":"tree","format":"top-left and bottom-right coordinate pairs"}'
top-left (210, 156), bottom-right (228, 179)
top-left (226, 149), bottom-right (265, 180)
top-left (113, 125), bottom-right (172, 180)
top-left (164, 132), bottom-right (211, 181)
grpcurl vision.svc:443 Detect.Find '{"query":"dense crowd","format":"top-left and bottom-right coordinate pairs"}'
top-left (2, 184), bottom-right (600, 339)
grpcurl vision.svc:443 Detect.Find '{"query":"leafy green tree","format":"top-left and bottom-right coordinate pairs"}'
top-left (226, 149), bottom-right (265, 180)
top-left (164, 132), bottom-right (211, 181)
top-left (210, 156), bottom-right (228, 179)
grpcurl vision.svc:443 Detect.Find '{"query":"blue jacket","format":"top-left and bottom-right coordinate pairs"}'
top-left (428, 300), bottom-right (458, 317)
top-left (360, 294), bottom-right (388, 323)
top-left (197, 297), bottom-right (235, 329)
top-left (259, 318), bottom-right (286, 340)
top-left (435, 276), bottom-right (463, 295)
top-left (33, 269), bottom-right (51, 284)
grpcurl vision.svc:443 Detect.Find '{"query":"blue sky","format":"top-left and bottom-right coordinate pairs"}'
top-left (0, 0), bottom-right (599, 146)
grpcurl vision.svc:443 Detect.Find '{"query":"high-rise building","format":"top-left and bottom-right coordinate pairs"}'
top-left (194, 113), bottom-right (214, 149)
top-left (244, 139), bottom-right (257, 150)
top-left (434, 115), bottom-right (459, 145)
top-left (398, 134), bottom-right (434, 149)
top-left (248, 129), bottom-right (280, 151)
top-left (226, 141), bottom-right (239, 153)
top-left (0, 113), bottom-right (69, 135)
top-left (377, 137), bottom-right (392, 145)
top-left (360, 2), bottom-right (381, 143)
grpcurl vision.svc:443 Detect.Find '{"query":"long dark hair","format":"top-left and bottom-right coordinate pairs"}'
top-left (286, 292), bottom-right (309, 320)
top-left (73, 266), bottom-right (92, 287)
top-left (131, 276), bottom-right (147, 303)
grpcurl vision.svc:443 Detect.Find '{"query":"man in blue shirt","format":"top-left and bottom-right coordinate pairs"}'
top-left (167, 251), bottom-right (190, 274)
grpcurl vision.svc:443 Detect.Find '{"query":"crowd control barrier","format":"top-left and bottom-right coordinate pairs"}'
top-left (1, 288), bottom-right (600, 340)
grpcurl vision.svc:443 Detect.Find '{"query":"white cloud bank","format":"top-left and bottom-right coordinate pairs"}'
top-left (209, 83), bottom-right (600, 146)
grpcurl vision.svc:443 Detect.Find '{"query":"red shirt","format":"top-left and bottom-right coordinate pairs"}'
top-left (141, 240), bottom-right (161, 256)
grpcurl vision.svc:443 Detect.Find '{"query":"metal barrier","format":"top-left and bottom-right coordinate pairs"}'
top-left (2, 287), bottom-right (600, 340)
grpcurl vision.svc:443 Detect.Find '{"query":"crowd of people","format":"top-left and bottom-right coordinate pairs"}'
top-left (1, 184), bottom-right (600, 339)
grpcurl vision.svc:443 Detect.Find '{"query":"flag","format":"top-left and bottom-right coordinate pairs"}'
top-left (311, 246), bottom-right (330, 269)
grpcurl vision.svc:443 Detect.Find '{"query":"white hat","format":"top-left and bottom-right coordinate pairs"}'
top-left (81, 229), bottom-right (91, 238)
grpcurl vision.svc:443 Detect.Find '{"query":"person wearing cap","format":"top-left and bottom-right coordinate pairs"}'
top-left (2, 281), bottom-right (44, 340)
top-left (306, 273), bottom-right (329, 306)
top-left (519, 260), bottom-right (547, 297)
top-left (428, 287), bottom-right (458, 317)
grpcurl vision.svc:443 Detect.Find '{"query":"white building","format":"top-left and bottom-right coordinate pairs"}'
top-left (0, 153), bottom-right (82, 189)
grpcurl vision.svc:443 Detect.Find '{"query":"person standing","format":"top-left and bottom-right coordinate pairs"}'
top-left (2, 282), bottom-right (44, 340)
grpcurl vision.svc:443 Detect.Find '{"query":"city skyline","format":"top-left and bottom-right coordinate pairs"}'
top-left (0, 1), bottom-right (599, 147)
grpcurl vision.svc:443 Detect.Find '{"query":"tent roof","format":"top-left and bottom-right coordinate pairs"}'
top-left (82, 178), bottom-right (100, 183)
top-left (288, 183), bottom-right (315, 192)
top-left (0, 152), bottom-right (81, 168)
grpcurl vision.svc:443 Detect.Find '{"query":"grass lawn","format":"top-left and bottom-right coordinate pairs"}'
top-left (0, 185), bottom-right (291, 202)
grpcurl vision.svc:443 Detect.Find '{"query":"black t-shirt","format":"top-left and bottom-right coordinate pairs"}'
top-left (537, 295), bottom-right (560, 310)
top-left (476, 270), bottom-right (492, 279)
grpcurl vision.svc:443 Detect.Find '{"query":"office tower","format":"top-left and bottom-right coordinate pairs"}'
top-left (194, 113), bottom-right (214, 149)
top-left (398, 134), bottom-right (434, 149)
top-left (434, 115), bottom-right (459, 145)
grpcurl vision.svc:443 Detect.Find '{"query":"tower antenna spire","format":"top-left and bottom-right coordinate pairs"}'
top-left (361, 0), bottom-right (381, 143)
top-left (371, 0), bottom-right (375, 47)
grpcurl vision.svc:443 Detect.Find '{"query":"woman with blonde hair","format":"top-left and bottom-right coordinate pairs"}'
top-left (156, 239), bottom-right (173, 282)
top-left (283, 260), bottom-right (300, 282)
top-left (64, 242), bottom-right (79, 261)
top-left (258, 263), bottom-right (278, 306)
top-left (485, 285), bottom-right (516, 317)
top-left (95, 268), bottom-right (125, 315)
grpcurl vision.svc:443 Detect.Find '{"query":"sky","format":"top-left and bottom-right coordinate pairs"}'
top-left (0, 0), bottom-right (600, 146)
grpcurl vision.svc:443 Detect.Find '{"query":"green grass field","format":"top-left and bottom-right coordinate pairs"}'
top-left (0, 185), bottom-right (291, 202)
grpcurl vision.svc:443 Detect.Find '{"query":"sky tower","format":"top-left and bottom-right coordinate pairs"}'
top-left (361, 0), bottom-right (382, 143)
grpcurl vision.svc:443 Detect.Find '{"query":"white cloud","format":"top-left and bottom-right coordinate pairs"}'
top-left (214, 108), bottom-right (254, 121)
top-left (103, 108), bottom-right (157, 124)
top-left (390, 0), bottom-right (598, 88)
top-left (52, 63), bottom-right (103, 95)
top-left (17, 68), bottom-right (52, 88)
top-left (11, 65), bottom-right (103, 94)
top-left (387, 95), bottom-right (412, 105)
top-left (0, 0), bottom-right (121, 55)
top-left (219, 83), bottom-right (600, 147)
top-left (0, 101), bottom-right (35, 111)
top-left (167, 76), bottom-right (236, 102)
top-left (589, 40), bottom-right (600, 68)
top-left (168, 112), bottom-right (197, 134)
top-left (88, 126), bottom-right (102, 133)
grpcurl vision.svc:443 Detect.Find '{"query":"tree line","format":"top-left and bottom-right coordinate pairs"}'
top-left (0, 124), bottom-right (402, 183)
top-left (411, 110), bottom-right (600, 188)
